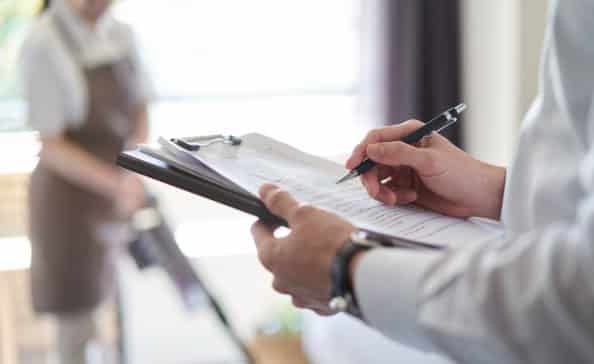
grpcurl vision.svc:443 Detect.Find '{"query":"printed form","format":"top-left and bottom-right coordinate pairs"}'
top-left (159, 133), bottom-right (501, 248)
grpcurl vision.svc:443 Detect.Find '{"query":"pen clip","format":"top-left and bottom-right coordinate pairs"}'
top-left (435, 116), bottom-right (458, 134)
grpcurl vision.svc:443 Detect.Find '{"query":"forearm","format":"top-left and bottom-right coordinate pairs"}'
top-left (39, 136), bottom-right (120, 199)
top-left (472, 163), bottom-right (506, 220)
top-left (351, 218), bottom-right (594, 363)
top-left (127, 105), bottom-right (149, 147)
top-left (349, 248), bottom-right (441, 351)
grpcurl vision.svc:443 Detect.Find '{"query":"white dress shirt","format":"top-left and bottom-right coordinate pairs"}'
top-left (20, 0), bottom-right (152, 137)
top-left (355, 0), bottom-right (594, 363)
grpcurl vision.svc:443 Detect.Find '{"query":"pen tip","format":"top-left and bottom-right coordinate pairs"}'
top-left (336, 170), bottom-right (356, 184)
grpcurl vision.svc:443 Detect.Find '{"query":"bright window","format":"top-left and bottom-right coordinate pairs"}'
top-left (116, 0), bottom-right (361, 98)
top-left (0, 0), bottom-right (369, 264)
top-left (0, 0), bottom-right (41, 132)
top-left (1, 0), bottom-right (367, 155)
top-left (114, 0), bottom-right (366, 155)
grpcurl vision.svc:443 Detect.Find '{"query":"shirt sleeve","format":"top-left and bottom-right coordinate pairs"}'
top-left (20, 41), bottom-right (69, 137)
top-left (355, 195), bottom-right (594, 363)
top-left (124, 27), bottom-right (155, 106)
top-left (355, 248), bottom-right (441, 351)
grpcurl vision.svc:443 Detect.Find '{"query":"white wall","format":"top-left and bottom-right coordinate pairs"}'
top-left (518, 1), bottom-right (549, 116)
top-left (461, 0), bottom-right (548, 165)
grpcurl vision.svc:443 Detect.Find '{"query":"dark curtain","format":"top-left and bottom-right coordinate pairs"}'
top-left (384, 0), bottom-right (462, 146)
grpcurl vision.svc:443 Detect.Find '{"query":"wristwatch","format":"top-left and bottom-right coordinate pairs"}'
top-left (329, 231), bottom-right (378, 317)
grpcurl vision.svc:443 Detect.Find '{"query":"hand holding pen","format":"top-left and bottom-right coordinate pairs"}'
top-left (338, 103), bottom-right (466, 184)
top-left (340, 103), bottom-right (504, 219)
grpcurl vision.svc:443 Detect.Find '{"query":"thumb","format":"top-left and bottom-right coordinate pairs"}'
top-left (366, 141), bottom-right (432, 172)
top-left (259, 184), bottom-right (300, 222)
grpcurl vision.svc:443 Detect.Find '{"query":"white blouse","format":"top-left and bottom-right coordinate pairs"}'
top-left (20, 0), bottom-right (153, 136)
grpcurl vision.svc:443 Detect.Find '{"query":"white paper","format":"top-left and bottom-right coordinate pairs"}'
top-left (159, 133), bottom-right (502, 248)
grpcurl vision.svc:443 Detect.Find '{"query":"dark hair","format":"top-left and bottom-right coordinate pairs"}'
top-left (41, 0), bottom-right (51, 12)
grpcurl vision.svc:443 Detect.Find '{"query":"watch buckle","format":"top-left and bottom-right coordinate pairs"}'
top-left (329, 296), bottom-right (349, 312)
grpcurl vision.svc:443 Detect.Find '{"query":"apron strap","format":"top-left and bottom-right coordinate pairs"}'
top-left (50, 12), bottom-right (85, 67)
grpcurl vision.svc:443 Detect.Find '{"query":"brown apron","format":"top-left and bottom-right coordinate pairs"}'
top-left (28, 14), bottom-right (142, 314)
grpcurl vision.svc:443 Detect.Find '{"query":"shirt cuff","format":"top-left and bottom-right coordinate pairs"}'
top-left (354, 247), bottom-right (441, 352)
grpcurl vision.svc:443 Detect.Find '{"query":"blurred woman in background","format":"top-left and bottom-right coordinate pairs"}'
top-left (20, 0), bottom-right (152, 362)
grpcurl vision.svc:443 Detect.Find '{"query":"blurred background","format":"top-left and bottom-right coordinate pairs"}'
top-left (0, 0), bottom-right (547, 363)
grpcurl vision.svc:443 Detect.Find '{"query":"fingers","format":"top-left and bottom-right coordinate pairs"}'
top-left (394, 166), bottom-right (414, 188)
top-left (361, 166), bottom-right (380, 197)
top-left (414, 191), bottom-right (472, 218)
top-left (251, 220), bottom-right (279, 271)
top-left (389, 187), bottom-right (418, 205)
top-left (347, 143), bottom-right (368, 170)
top-left (373, 185), bottom-right (418, 206)
top-left (375, 185), bottom-right (397, 205)
top-left (346, 120), bottom-right (424, 169)
top-left (259, 184), bottom-right (300, 221)
top-left (377, 165), bottom-right (393, 181)
top-left (366, 141), bottom-right (433, 173)
top-left (362, 167), bottom-right (418, 206)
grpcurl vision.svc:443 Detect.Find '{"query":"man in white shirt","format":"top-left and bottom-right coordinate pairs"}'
top-left (250, 0), bottom-right (594, 362)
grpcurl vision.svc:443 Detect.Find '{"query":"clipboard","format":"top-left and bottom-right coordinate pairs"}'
top-left (117, 135), bottom-right (450, 250)
top-left (117, 147), bottom-right (287, 227)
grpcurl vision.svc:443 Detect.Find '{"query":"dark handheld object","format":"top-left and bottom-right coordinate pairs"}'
top-left (128, 195), bottom-right (207, 309)
top-left (336, 103), bottom-right (467, 184)
top-left (126, 194), bottom-right (256, 363)
top-left (117, 150), bottom-right (287, 227)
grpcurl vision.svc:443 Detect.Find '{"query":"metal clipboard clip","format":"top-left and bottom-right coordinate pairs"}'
top-left (170, 134), bottom-right (242, 151)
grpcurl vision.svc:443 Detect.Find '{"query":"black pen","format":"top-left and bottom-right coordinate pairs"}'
top-left (336, 103), bottom-right (467, 184)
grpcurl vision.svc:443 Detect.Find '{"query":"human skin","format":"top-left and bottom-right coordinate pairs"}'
top-left (39, 107), bottom-right (148, 219)
top-left (251, 120), bottom-right (506, 314)
top-left (38, 1), bottom-right (147, 218)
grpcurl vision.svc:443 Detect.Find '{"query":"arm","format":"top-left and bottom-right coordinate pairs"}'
top-left (127, 104), bottom-right (149, 147)
top-left (21, 38), bottom-right (121, 199)
top-left (346, 120), bottom-right (506, 220)
top-left (126, 25), bottom-right (154, 148)
top-left (250, 122), bottom-right (594, 363)
top-left (39, 133), bottom-right (145, 218)
top-left (249, 121), bottom-right (507, 317)
top-left (39, 134), bottom-right (121, 199)
top-left (352, 199), bottom-right (594, 363)
top-left (40, 130), bottom-right (146, 219)
top-left (252, 184), bottom-right (594, 363)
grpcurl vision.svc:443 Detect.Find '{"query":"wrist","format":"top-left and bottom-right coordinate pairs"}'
top-left (101, 169), bottom-right (124, 200)
top-left (348, 250), bottom-right (367, 294)
top-left (329, 233), bottom-right (374, 316)
top-left (474, 163), bottom-right (506, 220)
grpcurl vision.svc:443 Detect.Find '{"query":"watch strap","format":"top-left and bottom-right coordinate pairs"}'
top-left (329, 237), bottom-right (372, 316)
